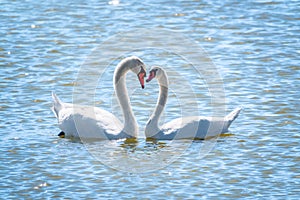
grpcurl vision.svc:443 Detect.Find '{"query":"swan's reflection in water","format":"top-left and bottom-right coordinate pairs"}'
top-left (119, 138), bottom-right (170, 154)
top-left (57, 134), bottom-right (235, 173)
top-left (82, 138), bottom-right (199, 173)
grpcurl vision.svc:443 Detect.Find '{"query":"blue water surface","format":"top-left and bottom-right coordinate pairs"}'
top-left (0, 0), bottom-right (299, 199)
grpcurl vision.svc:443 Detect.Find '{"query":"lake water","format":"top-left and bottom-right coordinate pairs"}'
top-left (1, 0), bottom-right (299, 199)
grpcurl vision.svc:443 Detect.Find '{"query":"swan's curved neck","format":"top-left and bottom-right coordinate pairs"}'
top-left (114, 64), bottom-right (138, 137)
top-left (145, 71), bottom-right (169, 137)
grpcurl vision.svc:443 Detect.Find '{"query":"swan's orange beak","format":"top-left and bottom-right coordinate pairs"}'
top-left (137, 67), bottom-right (146, 89)
top-left (146, 70), bottom-right (156, 82)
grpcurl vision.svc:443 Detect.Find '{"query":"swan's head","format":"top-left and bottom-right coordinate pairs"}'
top-left (116, 56), bottom-right (147, 89)
top-left (128, 56), bottom-right (147, 89)
top-left (146, 66), bottom-right (168, 88)
top-left (146, 66), bottom-right (165, 82)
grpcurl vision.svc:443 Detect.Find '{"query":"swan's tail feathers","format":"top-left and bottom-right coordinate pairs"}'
top-left (225, 107), bottom-right (242, 127)
top-left (51, 92), bottom-right (63, 119)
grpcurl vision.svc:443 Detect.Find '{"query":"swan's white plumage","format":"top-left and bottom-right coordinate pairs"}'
top-left (157, 109), bottom-right (241, 139)
top-left (145, 66), bottom-right (242, 140)
top-left (52, 56), bottom-right (146, 140)
top-left (52, 93), bottom-right (123, 139)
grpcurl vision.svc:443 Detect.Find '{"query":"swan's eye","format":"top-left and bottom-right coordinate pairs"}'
top-left (150, 69), bottom-right (157, 75)
top-left (139, 66), bottom-right (146, 77)
top-left (146, 70), bottom-right (156, 82)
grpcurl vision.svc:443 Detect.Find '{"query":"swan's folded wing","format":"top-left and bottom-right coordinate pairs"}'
top-left (161, 116), bottom-right (208, 136)
top-left (160, 116), bottom-right (226, 139)
top-left (94, 108), bottom-right (123, 135)
top-left (76, 105), bottom-right (123, 135)
top-left (58, 104), bottom-right (123, 138)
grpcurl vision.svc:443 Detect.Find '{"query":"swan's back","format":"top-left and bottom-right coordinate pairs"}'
top-left (60, 105), bottom-right (123, 138)
top-left (155, 108), bottom-right (242, 139)
top-left (51, 92), bottom-right (123, 139)
top-left (160, 116), bottom-right (226, 139)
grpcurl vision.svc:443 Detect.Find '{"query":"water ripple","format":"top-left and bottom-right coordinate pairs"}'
top-left (1, 0), bottom-right (299, 199)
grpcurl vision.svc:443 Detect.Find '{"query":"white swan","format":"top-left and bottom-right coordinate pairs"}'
top-left (52, 56), bottom-right (147, 140)
top-left (145, 66), bottom-right (241, 140)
